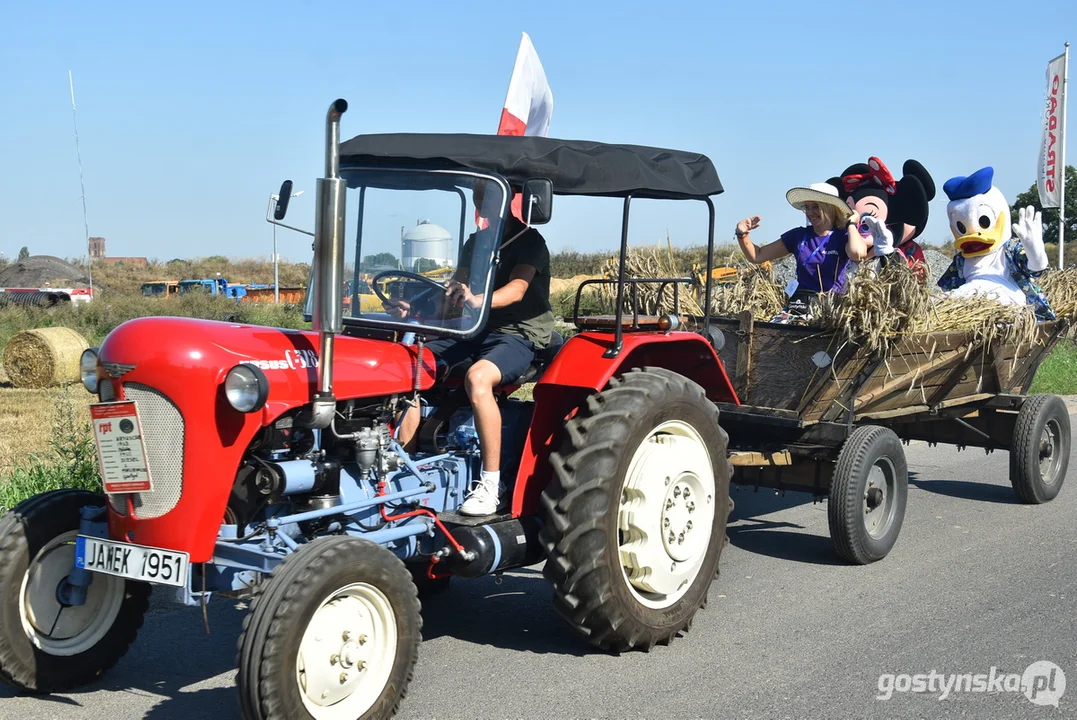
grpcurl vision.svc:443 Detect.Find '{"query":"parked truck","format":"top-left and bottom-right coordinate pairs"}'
top-left (178, 278), bottom-right (247, 300)
top-left (140, 280), bottom-right (180, 298)
top-left (243, 285), bottom-right (306, 304)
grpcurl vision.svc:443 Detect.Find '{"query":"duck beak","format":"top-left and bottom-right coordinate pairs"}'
top-left (956, 213), bottom-right (1007, 258)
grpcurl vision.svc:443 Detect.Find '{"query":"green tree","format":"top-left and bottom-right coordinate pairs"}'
top-left (413, 257), bottom-right (438, 273)
top-left (17, 246), bottom-right (29, 260)
top-left (1011, 165), bottom-right (1077, 263)
top-left (361, 252), bottom-right (400, 270)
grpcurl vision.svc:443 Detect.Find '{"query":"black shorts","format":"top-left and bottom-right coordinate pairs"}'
top-left (424, 332), bottom-right (537, 385)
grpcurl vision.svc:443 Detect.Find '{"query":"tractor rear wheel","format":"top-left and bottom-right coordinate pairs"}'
top-left (236, 535), bottom-right (421, 720)
top-left (540, 367), bottom-right (731, 652)
top-left (0, 489), bottom-right (150, 692)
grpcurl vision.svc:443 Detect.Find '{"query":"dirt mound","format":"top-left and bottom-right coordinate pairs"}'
top-left (0, 256), bottom-right (92, 288)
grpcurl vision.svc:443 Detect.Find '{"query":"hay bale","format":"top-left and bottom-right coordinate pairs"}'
top-left (2, 327), bottom-right (89, 389)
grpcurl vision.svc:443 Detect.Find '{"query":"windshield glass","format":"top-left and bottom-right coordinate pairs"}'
top-left (313, 168), bottom-right (508, 338)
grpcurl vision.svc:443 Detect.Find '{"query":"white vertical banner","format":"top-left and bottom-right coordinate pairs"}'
top-left (1038, 50), bottom-right (1067, 208)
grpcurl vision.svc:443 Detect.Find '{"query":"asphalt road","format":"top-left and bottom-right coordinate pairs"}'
top-left (4, 419), bottom-right (1076, 720)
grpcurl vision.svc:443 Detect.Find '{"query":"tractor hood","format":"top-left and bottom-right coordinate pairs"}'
top-left (98, 317), bottom-right (436, 423)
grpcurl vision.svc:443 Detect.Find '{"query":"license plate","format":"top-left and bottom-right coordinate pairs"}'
top-left (75, 536), bottom-right (189, 588)
top-left (90, 401), bottom-right (154, 494)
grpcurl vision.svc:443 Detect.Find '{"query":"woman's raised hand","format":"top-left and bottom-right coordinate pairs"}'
top-left (736, 216), bottom-right (762, 236)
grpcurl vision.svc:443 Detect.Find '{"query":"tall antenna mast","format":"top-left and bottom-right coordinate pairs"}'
top-left (69, 71), bottom-right (93, 297)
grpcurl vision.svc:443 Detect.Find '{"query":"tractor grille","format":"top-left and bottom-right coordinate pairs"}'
top-left (98, 379), bottom-right (116, 402)
top-left (116, 382), bottom-right (185, 519)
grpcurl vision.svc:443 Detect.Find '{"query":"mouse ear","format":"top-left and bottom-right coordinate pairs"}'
top-left (902, 160), bottom-right (936, 201)
top-left (891, 176), bottom-right (930, 239)
top-left (826, 176), bottom-right (848, 200)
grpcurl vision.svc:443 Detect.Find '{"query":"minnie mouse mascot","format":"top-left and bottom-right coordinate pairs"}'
top-left (828, 157), bottom-right (935, 281)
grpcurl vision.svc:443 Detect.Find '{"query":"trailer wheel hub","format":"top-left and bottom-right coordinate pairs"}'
top-left (865, 486), bottom-right (884, 510)
top-left (618, 420), bottom-right (715, 609)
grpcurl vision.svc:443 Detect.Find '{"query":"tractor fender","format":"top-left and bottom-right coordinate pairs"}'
top-left (510, 331), bottom-right (738, 517)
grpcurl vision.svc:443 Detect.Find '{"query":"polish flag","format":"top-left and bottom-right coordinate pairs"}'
top-left (498, 32), bottom-right (553, 139)
top-left (479, 33), bottom-right (553, 227)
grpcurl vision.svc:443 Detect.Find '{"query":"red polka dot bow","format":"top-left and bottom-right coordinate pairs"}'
top-left (842, 157), bottom-right (897, 195)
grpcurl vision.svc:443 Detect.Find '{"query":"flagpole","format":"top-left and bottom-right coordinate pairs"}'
top-left (1060, 42), bottom-right (1069, 269)
top-left (69, 71), bottom-right (93, 296)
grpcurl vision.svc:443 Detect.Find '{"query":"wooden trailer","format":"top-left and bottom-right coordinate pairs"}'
top-left (705, 312), bottom-right (1072, 565)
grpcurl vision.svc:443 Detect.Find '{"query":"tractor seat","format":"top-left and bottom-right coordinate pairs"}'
top-left (439, 331), bottom-right (565, 386)
top-left (511, 331), bottom-right (564, 385)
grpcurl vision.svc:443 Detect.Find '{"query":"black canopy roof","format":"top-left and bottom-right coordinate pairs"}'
top-left (338, 133), bottom-right (722, 200)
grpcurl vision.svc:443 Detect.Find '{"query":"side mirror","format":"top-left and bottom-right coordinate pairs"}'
top-left (521, 178), bottom-right (553, 225)
top-left (274, 180), bottom-right (294, 220)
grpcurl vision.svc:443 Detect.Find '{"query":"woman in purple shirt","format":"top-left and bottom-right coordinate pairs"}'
top-left (735, 182), bottom-right (871, 319)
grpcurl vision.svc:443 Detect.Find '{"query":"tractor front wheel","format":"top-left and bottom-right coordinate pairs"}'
top-left (540, 367), bottom-right (731, 652)
top-left (236, 535), bottom-right (421, 720)
top-left (0, 489), bottom-right (150, 692)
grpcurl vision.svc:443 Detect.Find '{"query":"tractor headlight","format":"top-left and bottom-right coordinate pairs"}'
top-left (225, 364), bottom-right (269, 413)
top-left (80, 348), bottom-right (99, 394)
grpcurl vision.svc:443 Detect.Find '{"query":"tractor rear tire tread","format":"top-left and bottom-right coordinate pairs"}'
top-left (539, 367), bottom-right (731, 653)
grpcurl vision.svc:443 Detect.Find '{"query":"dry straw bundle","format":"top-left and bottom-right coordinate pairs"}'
top-left (812, 261), bottom-right (930, 356)
top-left (599, 244), bottom-right (705, 317)
top-left (1039, 268), bottom-right (1077, 319)
top-left (704, 263), bottom-right (786, 320)
top-left (2, 327), bottom-right (89, 389)
top-left (812, 262), bottom-right (1077, 359)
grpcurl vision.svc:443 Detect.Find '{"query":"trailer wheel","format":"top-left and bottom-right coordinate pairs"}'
top-left (236, 536), bottom-right (420, 720)
top-left (1010, 394), bottom-right (1070, 504)
top-left (828, 426), bottom-right (908, 565)
top-left (540, 367), bottom-right (731, 652)
top-left (0, 489), bottom-right (150, 692)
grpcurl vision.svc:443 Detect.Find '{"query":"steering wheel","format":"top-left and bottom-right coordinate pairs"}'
top-left (371, 270), bottom-right (449, 315)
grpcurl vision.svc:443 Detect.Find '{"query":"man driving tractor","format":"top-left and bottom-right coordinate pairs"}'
top-left (387, 186), bottom-right (554, 516)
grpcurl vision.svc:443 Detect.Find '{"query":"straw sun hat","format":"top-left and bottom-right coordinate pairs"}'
top-left (786, 182), bottom-right (853, 219)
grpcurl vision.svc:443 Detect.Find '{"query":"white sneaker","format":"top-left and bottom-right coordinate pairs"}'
top-left (459, 477), bottom-right (502, 516)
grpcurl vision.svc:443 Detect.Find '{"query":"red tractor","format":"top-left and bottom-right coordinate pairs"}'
top-left (0, 100), bottom-right (738, 719)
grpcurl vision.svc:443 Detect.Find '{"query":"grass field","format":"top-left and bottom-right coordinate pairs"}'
top-left (1030, 339), bottom-right (1077, 395)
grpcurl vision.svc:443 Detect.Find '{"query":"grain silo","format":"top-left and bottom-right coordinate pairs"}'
top-left (400, 220), bottom-right (453, 273)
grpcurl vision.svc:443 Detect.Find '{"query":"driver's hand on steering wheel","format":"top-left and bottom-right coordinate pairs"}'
top-left (446, 281), bottom-right (482, 311)
top-left (384, 299), bottom-right (410, 320)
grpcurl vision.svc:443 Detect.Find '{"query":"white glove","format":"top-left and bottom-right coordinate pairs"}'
top-left (861, 215), bottom-right (895, 256)
top-left (1012, 205), bottom-right (1048, 272)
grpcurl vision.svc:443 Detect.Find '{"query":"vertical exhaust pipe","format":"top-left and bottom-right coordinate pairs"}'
top-left (302, 98), bottom-right (348, 429)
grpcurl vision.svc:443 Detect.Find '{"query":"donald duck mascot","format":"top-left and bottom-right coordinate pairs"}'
top-left (937, 167), bottom-right (1056, 320)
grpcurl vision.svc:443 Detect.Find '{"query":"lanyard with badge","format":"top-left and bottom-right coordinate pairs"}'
top-left (784, 228), bottom-right (832, 296)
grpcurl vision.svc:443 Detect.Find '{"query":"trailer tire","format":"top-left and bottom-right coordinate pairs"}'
top-left (236, 535), bottom-right (420, 720)
top-left (540, 367), bottom-right (731, 652)
top-left (0, 489), bottom-right (150, 692)
top-left (1010, 394), bottom-right (1070, 504)
top-left (828, 426), bottom-right (907, 565)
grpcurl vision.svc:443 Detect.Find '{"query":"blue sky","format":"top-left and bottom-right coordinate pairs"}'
top-left (1, 0), bottom-right (1074, 265)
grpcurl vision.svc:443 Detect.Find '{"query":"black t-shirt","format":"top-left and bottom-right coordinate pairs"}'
top-left (459, 216), bottom-right (554, 348)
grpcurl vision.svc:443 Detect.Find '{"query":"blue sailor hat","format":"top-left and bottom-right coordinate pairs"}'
top-left (943, 167), bottom-right (994, 201)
